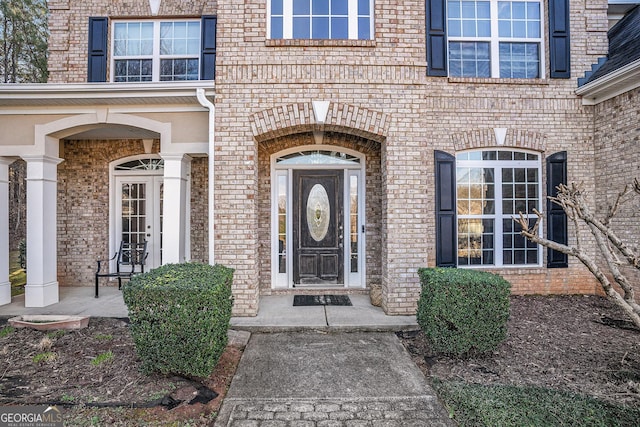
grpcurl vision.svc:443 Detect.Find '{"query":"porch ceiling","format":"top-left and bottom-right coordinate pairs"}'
top-left (63, 124), bottom-right (159, 140)
top-left (0, 82), bottom-right (215, 108)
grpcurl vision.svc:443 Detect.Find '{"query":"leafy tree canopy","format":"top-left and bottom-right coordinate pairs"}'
top-left (1, 0), bottom-right (48, 83)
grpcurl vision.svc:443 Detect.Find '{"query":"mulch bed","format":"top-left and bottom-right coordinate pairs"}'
top-left (398, 295), bottom-right (640, 407)
top-left (0, 317), bottom-right (243, 425)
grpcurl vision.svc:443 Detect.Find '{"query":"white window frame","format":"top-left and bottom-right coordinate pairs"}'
top-left (447, 0), bottom-right (545, 78)
top-left (267, 0), bottom-right (374, 40)
top-left (111, 19), bottom-right (201, 82)
top-left (456, 149), bottom-right (542, 267)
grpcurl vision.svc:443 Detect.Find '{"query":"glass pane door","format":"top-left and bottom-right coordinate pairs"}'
top-left (115, 176), bottom-right (162, 271)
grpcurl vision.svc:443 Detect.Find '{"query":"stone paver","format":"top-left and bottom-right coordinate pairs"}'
top-left (214, 332), bottom-right (454, 427)
top-left (220, 398), bottom-right (451, 427)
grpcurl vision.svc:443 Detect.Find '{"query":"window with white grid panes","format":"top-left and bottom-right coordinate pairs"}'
top-left (447, 0), bottom-right (543, 78)
top-left (269, 0), bottom-right (373, 40)
top-left (456, 150), bottom-right (541, 266)
top-left (112, 20), bottom-right (200, 82)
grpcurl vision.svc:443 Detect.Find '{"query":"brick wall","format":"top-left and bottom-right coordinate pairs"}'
top-left (47, 0), bottom-right (218, 83)
top-left (57, 139), bottom-right (208, 286)
top-left (593, 87), bottom-right (640, 298)
top-left (256, 132), bottom-right (383, 292)
top-left (216, 0), bottom-right (606, 315)
top-left (46, 0), bottom-right (611, 315)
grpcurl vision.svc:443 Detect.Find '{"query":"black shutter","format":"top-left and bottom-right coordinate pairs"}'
top-left (201, 16), bottom-right (217, 80)
top-left (549, 0), bottom-right (571, 78)
top-left (435, 150), bottom-right (457, 267)
top-left (87, 17), bottom-right (108, 82)
top-left (426, 0), bottom-right (447, 77)
top-left (546, 151), bottom-right (568, 267)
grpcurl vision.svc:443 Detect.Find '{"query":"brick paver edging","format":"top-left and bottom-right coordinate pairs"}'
top-left (214, 396), bottom-right (454, 427)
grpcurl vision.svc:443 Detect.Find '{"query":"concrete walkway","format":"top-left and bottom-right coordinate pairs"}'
top-left (215, 331), bottom-right (454, 426)
top-left (0, 289), bottom-right (418, 331)
top-left (1, 288), bottom-right (452, 426)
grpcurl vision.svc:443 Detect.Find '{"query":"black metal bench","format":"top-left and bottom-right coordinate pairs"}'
top-left (95, 241), bottom-right (148, 298)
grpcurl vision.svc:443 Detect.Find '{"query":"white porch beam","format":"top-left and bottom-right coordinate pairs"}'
top-left (0, 158), bottom-right (12, 305)
top-left (161, 153), bottom-right (191, 264)
top-left (23, 155), bottom-right (63, 307)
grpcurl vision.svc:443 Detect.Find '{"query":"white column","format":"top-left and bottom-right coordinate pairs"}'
top-left (0, 158), bottom-right (12, 305)
top-left (23, 155), bottom-right (63, 307)
top-left (161, 154), bottom-right (191, 264)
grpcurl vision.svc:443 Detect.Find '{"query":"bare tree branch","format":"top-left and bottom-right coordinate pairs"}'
top-left (515, 180), bottom-right (640, 330)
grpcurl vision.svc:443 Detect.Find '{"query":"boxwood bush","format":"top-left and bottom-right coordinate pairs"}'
top-left (417, 268), bottom-right (510, 357)
top-left (122, 262), bottom-right (234, 378)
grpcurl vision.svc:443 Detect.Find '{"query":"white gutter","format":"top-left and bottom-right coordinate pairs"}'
top-left (575, 58), bottom-right (640, 105)
top-left (196, 88), bottom-right (216, 265)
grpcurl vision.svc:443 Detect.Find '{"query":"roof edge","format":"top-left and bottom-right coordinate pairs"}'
top-left (575, 58), bottom-right (640, 105)
top-left (0, 81), bottom-right (215, 105)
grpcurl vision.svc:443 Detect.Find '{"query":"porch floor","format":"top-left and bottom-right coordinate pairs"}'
top-left (0, 288), bottom-right (418, 331)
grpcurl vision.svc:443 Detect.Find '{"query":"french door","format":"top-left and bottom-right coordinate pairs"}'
top-left (114, 176), bottom-right (163, 270)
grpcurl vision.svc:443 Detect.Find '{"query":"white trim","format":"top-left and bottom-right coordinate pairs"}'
top-left (0, 82), bottom-right (215, 108)
top-left (111, 19), bottom-right (202, 83)
top-left (268, 0), bottom-right (373, 40)
top-left (0, 106), bottom-right (209, 116)
top-left (0, 159), bottom-right (11, 305)
top-left (447, 0), bottom-right (545, 79)
top-left (575, 58), bottom-right (640, 105)
top-left (271, 146), bottom-right (366, 289)
top-left (110, 155), bottom-right (164, 273)
top-left (456, 149), bottom-right (543, 268)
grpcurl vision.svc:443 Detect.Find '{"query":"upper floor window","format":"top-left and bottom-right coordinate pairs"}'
top-left (112, 20), bottom-right (201, 82)
top-left (456, 150), bottom-right (541, 266)
top-left (447, 0), bottom-right (543, 78)
top-left (269, 0), bottom-right (373, 40)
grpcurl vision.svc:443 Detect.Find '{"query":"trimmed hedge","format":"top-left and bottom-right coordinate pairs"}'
top-left (122, 262), bottom-right (234, 378)
top-left (417, 268), bottom-right (511, 357)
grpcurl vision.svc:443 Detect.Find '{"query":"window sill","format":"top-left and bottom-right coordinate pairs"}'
top-left (265, 39), bottom-right (376, 48)
top-left (447, 77), bottom-right (549, 85)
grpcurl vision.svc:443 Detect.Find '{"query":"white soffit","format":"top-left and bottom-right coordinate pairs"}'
top-left (576, 58), bottom-right (640, 105)
top-left (0, 82), bottom-right (215, 108)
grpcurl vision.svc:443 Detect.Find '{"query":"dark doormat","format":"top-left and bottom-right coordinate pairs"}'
top-left (293, 295), bottom-right (352, 306)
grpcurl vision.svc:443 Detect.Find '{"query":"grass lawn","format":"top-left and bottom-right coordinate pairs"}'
top-left (433, 379), bottom-right (640, 427)
top-left (9, 250), bottom-right (26, 296)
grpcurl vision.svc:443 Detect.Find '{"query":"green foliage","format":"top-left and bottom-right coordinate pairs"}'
top-left (94, 334), bottom-right (113, 341)
top-left (0, 0), bottom-right (48, 83)
top-left (433, 379), bottom-right (640, 427)
top-left (417, 268), bottom-right (511, 356)
top-left (0, 326), bottom-right (14, 338)
top-left (122, 263), bottom-right (234, 378)
top-left (91, 351), bottom-right (114, 366)
top-left (46, 329), bottom-right (66, 339)
top-left (60, 394), bottom-right (75, 403)
top-left (32, 352), bottom-right (56, 364)
top-left (9, 249), bottom-right (26, 296)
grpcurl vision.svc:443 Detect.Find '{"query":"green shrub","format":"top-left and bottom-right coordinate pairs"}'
top-left (122, 262), bottom-right (234, 378)
top-left (417, 268), bottom-right (510, 357)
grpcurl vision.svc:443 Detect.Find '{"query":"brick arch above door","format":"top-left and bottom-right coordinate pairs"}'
top-left (250, 102), bottom-right (389, 144)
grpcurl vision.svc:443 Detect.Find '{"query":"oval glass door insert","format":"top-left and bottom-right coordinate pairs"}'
top-left (307, 184), bottom-right (330, 242)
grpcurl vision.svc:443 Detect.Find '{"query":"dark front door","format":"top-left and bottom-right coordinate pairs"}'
top-left (293, 170), bottom-right (344, 285)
